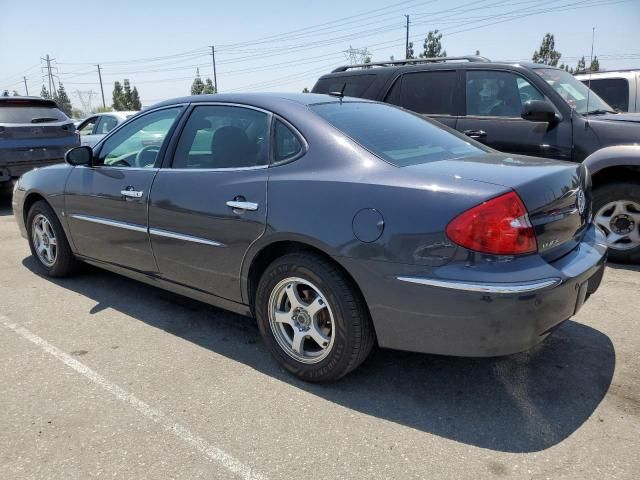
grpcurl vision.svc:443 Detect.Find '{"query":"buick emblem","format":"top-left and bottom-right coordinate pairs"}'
top-left (576, 189), bottom-right (586, 215)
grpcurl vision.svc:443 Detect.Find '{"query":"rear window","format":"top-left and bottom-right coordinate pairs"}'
top-left (312, 74), bottom-right (376, 97)
top-left (311, 102), bottom-right (485, 167)
top-left (0, 103), bottom-right (68, 123)
top-left (580, 78), bottom-right (630, 112)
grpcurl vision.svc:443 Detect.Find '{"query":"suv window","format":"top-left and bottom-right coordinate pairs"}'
top-left (0, 103), bottom-right (67, 123)
top-left (386, 70), bottom-right (457, 115)
top-left (172, 105), bottom-right (270, 169)
top-left (98, 107), bottom-right (182, 168)
top-left (466, 70), bottom-right (544, 117)
top-left (95, 115), bottom-right (119, 135)
top-left (273, 120), bottom-right (303, 162)
top-left (312, 74), bottom-right (376, 97)
top-left (580, 78), bottom-right (629, 112)
top-left (311, 101), bottom-right (485, 167)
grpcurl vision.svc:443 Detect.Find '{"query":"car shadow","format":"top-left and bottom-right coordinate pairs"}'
top-left (0, 191), bottom-right (13, 216)
top-left (605, 262), bottom-right (640, 273)
top-left (22, 256), bottom-right (615, 453)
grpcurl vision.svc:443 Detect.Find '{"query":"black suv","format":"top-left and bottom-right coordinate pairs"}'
top-left (313, 56), bottom-right (640, 263)
top-left (0, 97), bottom-right (79, 192)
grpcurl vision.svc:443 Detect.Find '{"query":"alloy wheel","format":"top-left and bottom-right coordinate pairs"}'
top-left (32, 214), bottom-right (57, 267)
top-left (594, 200), bottom-right (640, 251)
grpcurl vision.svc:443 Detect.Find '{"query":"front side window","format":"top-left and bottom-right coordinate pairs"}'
top-left (534, 68), bottom-right (614, 114)
top-left (97, 107), bottom-right (182, 168)
top-left (311, 101), bottom-right (486, 167)
top-left (77, 117), bottom-right (97, 135)
top-left (95, 115), bottom-right (119, 135)
top-left (387, 70), bottom-right (457, 115)
top-left (273, 120), bottom-right (303, 162)
top-left (466, 70), bottom-right (545, 117)
top-left (172, 105), bottom-right (270, 169)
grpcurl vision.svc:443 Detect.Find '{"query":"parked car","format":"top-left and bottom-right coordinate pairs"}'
top-left (313, 56), bottom-right (640, 263)
top-left (13, 93), bottom-right (606, 381)
top-left (0, 96), bottom-right (79, 191)
top-left (76, 111), bottom-right (138, 147)
top-left (575, 70), bottom-right (640, 113)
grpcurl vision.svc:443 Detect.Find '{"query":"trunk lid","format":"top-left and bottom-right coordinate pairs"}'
top-left (406, 153), bottom-right (590, 260)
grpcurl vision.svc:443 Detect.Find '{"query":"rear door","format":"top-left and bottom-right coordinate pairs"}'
top-left (384, 69), bottom-right (460, 128)
top-left (148, 103), bottom-right (273, 302)
top-left (456, 69), bottom-right (572, 160)
top-left (65, 106), bottom-right (184, 272)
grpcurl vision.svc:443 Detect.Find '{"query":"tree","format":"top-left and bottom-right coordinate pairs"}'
top-left (420, 30), bottom-right (446, 58)
top-left (1, 90), bottom-right (9, 97)
top-left (475, 49), bottom-right (480, 56)
top-left (55, 82), bottom-right (73, 116)
top-left (590, 56), bottom-right (600, 72)
top-left (123, 79), bottom-right (133, 109)
top-left (112, 81), bottom-right (125, 110)
top-left (131, 86), bottom-right (142, 110)
top-left (362, 56), bottom-right (372, 69)
top-left (532, 33), bottom-right (561, 66)
top-left (406, 42), bottom-right (415, 59)
top-left (576, 56), bottom-right (586, 73)
top-left (302, 87), bottom-right (309, 93)
top-left (191, 68), bottom-right (205, 95)
top-left (12, 90), bottom-right (19, 96)
top-left (202, 78), bottom-right (216, 94)
top-left (71, 108), bottom-right (84, 119)
top-left (40, 85), bottom-right (51, 99)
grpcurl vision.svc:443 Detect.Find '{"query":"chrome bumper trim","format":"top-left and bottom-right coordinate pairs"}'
top-left (396, 276), bottom-right (562, 294)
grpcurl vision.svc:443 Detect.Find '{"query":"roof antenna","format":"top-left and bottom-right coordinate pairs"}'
top-left (328, 82), bottom-right (346, 102)
top-left (585, 26), bottom-right (595, 125)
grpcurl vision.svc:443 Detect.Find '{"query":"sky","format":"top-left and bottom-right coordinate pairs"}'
top-left (1, 0), bottom-right (639, 112)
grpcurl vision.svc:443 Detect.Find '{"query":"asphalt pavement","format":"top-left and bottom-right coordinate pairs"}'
top-left (0, 192), bottom-right (638, 479)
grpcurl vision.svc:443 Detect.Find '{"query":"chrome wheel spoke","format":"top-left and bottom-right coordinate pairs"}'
top-left (306, 296), bottom-right (327, 319)
top-left (273, 310), bottom-right (294, 327)
top-left (291, 331), bottom-right (306, 354)
top-left (308, 324), bottom-right (330, 349)
top-left (284, 283), bottom-right (305, 310)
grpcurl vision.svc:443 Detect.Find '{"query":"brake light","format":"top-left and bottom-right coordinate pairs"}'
top-left (446, 191), bottom-right (537, 255)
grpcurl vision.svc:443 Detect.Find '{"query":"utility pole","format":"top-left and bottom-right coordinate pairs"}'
top-left (23, 76), bottom-right (29, 96)
top-left (43, 54), bottom-right (53, 96)
top-left (210, 45), bottom-right (218, 93)
top-left (405, 15), bottom-right (410, 59)
top-left (96, 64), bottom-right (106, 108)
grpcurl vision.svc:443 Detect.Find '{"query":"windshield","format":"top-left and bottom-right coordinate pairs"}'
top-left (534, 68), bottom-right (614, 115)
top-left (311, 102), bottom-right (486, 167)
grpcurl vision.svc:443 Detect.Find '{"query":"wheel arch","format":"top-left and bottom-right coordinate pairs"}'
top-left (243, 239), bottom-right (371, 324)
top-left (22, 191), bottom-right (49, 225)
top-left (584, 145), bottom-right (640, 189)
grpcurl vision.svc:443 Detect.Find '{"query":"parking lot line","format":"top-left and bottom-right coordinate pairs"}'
top-left (0, 313), bottom-right (267, 480)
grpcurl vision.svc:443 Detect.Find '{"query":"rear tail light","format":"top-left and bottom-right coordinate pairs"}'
top-left (446, 191), bottom-right (537, 255)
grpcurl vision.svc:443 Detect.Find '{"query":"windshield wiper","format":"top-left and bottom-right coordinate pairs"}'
top-left (585, 109), bottom-right (618, 115)
top-left (31, 117), bottom-right (59, 123)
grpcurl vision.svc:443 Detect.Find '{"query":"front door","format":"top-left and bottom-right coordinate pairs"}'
top-left (148, 104), bottom-right (271, 302)
top-left (65, 106), bottom-right (184, 272)
top-left (456, 69), bottom-right (572, 160)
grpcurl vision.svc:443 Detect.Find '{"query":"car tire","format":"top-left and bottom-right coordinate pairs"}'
top-left (27, 200), bottom-right (79, 277)
top-left (593, 182), bottom-right (640, 264)
top-left (255, 252), bottom-right (375, 382)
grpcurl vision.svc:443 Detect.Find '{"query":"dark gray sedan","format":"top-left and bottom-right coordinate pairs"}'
top-left (12, 93), bottom-right (607, 381)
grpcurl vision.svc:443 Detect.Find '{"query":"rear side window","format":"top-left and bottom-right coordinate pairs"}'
top-left (386, 70), bottom-right (457, 114)
top-left (311, 102), bottom-right (485, 167)
top-left (273, 120), bottom-right (303, 162)
top-left (581, 78), bottom-right (630, 112)
top-left (96, 115), bottom-right (119, 134)
top-left (312, 74), bottom-right (376, 97)
top-left (0, 104), bottom-right (68, 123)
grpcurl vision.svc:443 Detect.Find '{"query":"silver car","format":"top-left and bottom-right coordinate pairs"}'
top-left (76, 111), bottom-right (138, 147)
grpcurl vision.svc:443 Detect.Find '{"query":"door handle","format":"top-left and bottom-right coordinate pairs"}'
top-left (463, 129), bottom-right (487, 140)
top-left (120, 189), bottom-right (144, 199)
top-left (226, 200), bottom-right (258, 211)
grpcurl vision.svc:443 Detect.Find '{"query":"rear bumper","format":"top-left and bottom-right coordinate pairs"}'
top-left (340, 224), bottom-right (607, 357)
top-left (0, 158), bottom-right (66, 182)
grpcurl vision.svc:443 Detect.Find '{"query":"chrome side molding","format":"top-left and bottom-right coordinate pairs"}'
top-left (149, 228), bottom-right (226, 247)
top-left (396, 276), bottom-right (561, 293)
top-left (70, 214), bottom-right (147, 233)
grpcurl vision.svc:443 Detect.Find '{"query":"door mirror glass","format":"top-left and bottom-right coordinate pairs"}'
top-left (65, 146), bottom-right (93, 166)
top-left (521, 100), bottom-right (557, 123)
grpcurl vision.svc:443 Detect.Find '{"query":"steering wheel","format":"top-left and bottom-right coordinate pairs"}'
top-left (134, 145), bottom-right (160, 168)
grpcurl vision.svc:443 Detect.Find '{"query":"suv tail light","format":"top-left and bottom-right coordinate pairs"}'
top-left (446, 191), bottom-right (537, 255)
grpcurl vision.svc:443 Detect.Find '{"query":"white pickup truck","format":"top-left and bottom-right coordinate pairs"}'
top-left (576, 70), bottom-right (640, 112)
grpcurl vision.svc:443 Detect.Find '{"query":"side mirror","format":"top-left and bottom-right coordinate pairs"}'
top-left (65, 146), bottom-right (93, 166)
top-left (521, 100), bottom-right (557, 123)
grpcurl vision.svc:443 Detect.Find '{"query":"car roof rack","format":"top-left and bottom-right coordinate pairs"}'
top-left (331, 55), bottom-right (491, 73)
